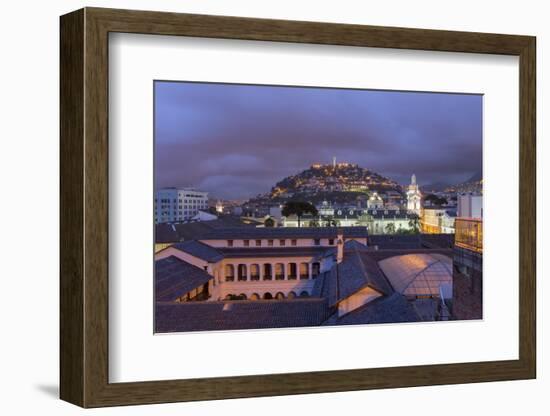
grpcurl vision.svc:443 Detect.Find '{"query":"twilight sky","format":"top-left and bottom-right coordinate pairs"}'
top-left (155, 81), bottom-right (482, 200)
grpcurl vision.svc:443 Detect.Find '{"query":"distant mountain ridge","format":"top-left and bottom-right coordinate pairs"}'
top-left (444, 171), bottom-right (483, 194)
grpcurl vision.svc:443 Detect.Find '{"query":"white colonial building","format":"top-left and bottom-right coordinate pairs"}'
top-left (154, 225), bottom-right (457, 332)
top-left (155, 227), bottom-right (368, 301)
top-left (367, 192), bottom-right (384, 209)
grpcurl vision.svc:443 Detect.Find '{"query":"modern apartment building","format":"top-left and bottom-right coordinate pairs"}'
top-left (155, 188), bottom-right (209, 223)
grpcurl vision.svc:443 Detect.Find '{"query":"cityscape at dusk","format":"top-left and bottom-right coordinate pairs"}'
top-left (153, 81), bottom-right (483, 333)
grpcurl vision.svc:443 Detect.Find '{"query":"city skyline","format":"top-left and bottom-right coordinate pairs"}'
top-left (155, 81), bottom-right (482, 199)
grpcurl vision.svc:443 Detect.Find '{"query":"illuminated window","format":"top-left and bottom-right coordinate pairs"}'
top-left (225, 264), bottom-right (235, 282)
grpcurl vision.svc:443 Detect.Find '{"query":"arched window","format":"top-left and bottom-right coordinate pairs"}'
top-left (263, 292), bottom-right (273, 300)
top-left (250, 264), bottom-right (260, 281)
top-left (263, 264), bottom-right (272, 280)
top-left (288, 291), bottom-right (297, 299)
top-left (299, 263), bottom-right (309, 280)
top-left (312, 262), bottom-right (320, 278)
top-left (287, 263), bottom-right (297, 280)
top-left (275, 292), bottom-right (285, 300)
top-left (299, 291), bottom-right (310, 298)
top-left (225, 264), bottom-right (235, 282)
top-left (238, 293), bottom-right (247, 300)
top-left (237, 264), bottom-right (247, 281)
top-left (275, 263), bottom-right (284, 280)
top-left (250, 293), bottom-right (260, 300)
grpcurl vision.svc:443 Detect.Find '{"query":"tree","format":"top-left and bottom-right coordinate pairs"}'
top-left (385, 223), bottom-right (396, 234)
top-left (282, 201), bottom-right (318, 227)
top-left (408, 213), bottom-right (421, 234)
top-left (264, 217), bottom-right (275, 227)
top-left (308, 220), bottom-right (320, 227)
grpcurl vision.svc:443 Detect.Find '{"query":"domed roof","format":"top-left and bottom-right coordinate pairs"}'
top-left (378, 253), bottom-right (452, 297)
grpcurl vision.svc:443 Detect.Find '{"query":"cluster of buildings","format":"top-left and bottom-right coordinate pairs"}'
top-left (421, 193), bottom-right (482, 234)
top-left (279, 175), bottom-right (483, 239)
top-left (156, 175), bottom-right (483, 240)
top-left (154, 169), bottom-right (484, 332)
top-left (155, 225), bottom-right (466, 332)
top-left (281, 174), bottom-right (422, 233)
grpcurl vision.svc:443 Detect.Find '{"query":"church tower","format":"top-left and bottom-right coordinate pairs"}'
top-left (406, 174), bottom-right (422, 214)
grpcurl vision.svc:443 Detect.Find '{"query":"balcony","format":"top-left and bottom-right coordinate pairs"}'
top-left (454, 218), bottom-right (482, 253)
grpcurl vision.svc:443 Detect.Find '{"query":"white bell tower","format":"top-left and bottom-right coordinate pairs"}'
top-left (406, 174), bottom-right (422, 214)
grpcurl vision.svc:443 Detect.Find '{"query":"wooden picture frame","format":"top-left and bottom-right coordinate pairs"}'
top-left (60, 7), bottom-right (536, 408)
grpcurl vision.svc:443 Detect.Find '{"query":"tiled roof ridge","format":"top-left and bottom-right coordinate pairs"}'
top-left (173, 240), bottom-right (224, 260)
top-left (180, 239), bottom-right (221, 252)
top-left (350, 245), bottom-right (390, 295)
top-left (156, 274), bottom-right (211, 299)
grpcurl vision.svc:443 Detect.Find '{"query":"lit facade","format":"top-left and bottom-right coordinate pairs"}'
top-left (367, 192), bottom-right (384, 209)
top-left (155, 227), bottom-right (368, 301)
top-left (421, 208), bottom-right (456, 234)
top-left (406, 173), bottom-right (422, 214)
top-left (452, 217), bottom-right (483, 320)
top-left (283, 207), bottom-right (416, 234)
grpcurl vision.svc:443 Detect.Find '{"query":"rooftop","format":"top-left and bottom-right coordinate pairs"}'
top-left (313, 246), bottom-right (393, 307)
top-left (155, 256), bottom-right (213, 302)
top-left (155, 298), bottom-right (331, 332)
top-left (218, 246), bottom-right (329, 259)
top-left (322, 292), bottom-right (420, 325)
top-left (378, 253), bottom-right (453, 297)
top-left (170, 240), bottom-right (224, 262)
top-left (369, 234), bottom-right (454, 250)
top-left (200, 226), bottom-right (369, 240)
top-left (155, 216), bottom-right (256, 243)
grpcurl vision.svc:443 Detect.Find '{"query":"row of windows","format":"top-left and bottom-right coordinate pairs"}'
top-left (156, 209), bottom-right (200, 216)
top-left (227, 238), bottom-right (334, 247)
top-left (155, 202), bottom-right (207, 207)
top-left (224, 263), bottom-right (320, 282)
top-left (181, 194), bottom-right (207, 198)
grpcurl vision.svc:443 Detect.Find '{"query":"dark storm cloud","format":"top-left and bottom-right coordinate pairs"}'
top-left (155, 81), bottom-right (482, 199)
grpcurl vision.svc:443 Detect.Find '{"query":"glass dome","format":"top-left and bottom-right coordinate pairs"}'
top-left (378, 253), bottom-right (452, 297)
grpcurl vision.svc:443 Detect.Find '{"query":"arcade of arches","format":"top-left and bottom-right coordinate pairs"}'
top-left (223, 261), bottom-right (320, 282)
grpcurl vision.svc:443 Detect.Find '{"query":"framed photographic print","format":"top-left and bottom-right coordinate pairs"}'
top-left (60, 7), bottom-right (536, 408)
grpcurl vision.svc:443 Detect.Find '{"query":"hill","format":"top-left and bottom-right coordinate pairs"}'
top-left (444, 171), bottom-right (483, 194)
top-left (247, 162), bottom-right (403, 206)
